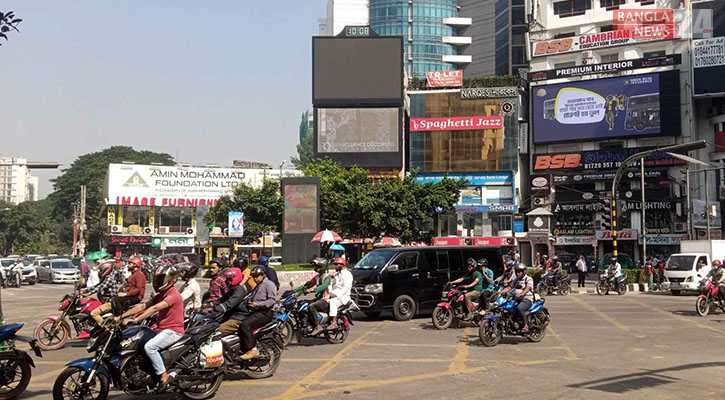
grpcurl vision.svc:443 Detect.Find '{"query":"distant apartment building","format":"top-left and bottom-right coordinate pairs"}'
top-left (0, 156), bottom-right (60, 204)
top-left (319, 0), bottom-right (370, 36)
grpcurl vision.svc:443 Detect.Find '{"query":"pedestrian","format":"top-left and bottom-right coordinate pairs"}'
top-left (535, 251), bottom-right (541, 268)
top-left (645, 258), bottom-right (654, 291)
top-left (576, 255), bottom-right (587, 288)
top-left (657, 258), bottom-right (665, 290)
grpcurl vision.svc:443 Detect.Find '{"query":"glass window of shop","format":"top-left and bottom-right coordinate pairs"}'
top-left (122, 206), bottom-right (150, 232)
top-left (437, 213), bottom-right (458, 237)
top-left (409, 92), bottom-right (517, 173)
top-left (158, 207), bottom-right (193, 233)
top-left (461, 213), bottom-right (483, 236)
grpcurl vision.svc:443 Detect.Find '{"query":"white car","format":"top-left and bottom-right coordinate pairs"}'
top-left (268, 256), bottom-right (282, 266)
top-left (35, 258), bottom-right (80, 284)
top-left (0, 258), bottom-right (37, 285)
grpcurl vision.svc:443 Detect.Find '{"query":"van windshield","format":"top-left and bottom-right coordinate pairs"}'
top-left (354, 250), bottom-right (396, 270)
top-left (666, 255), bottom-right (695, 271)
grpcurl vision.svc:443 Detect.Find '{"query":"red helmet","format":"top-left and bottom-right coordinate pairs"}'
top-left (223, 268), bottom-right (243, 286)
top-left (333, 257), bottom-right (346, 266)
top-left (128, 257), bottom-right (143, 268)
top-left (714, 260), bottom-right (722, 268)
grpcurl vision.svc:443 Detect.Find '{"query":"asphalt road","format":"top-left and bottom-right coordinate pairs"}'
top-left (2, 282), bottom-right (725, 399)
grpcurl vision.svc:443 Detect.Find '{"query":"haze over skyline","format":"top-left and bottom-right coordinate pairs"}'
top-left (0, 1), bottom-right (324, 197)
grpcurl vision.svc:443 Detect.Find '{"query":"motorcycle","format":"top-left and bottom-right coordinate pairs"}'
top-left (432, 284), bottom-right (481, 330)
top-left (3, 264), bottom-right (23, 288)
top-left (52, 320), bottom-right (224, 400)
top-left (478, 292), bottom-right (549, 347)
top-left (0, 323), bottom-right (43, 400)
top-left (276, 291), bottom-right (356, 346)
top-left (33, 285), bottom-right (104, 350)
top-left (596, 272), bottom-right (628, 296)
top-left (535, 272), bottom-right (571, 296)
top-left (696, 279), bottom-right (725, 316)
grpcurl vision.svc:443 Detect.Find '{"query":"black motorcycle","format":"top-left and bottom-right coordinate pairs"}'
top-left (536, 272), bottom-right (571, 296)
top-left (276, 291), bottom-right (356, 346)
top-left (596, 272), bottom-right (628, 296)
top-left (52, 320), bottom-right (224, 400)
top-left (0, 323), bottom-right (43, 400)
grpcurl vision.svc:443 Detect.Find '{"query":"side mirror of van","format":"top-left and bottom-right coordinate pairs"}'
top-left (387, 264), bottom-right (399, 273)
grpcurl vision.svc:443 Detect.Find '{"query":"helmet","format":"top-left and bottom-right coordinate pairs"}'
top-left (514, 264), bottom-right (527, 273)
top-left (257, 256), bottom-right (269, 266)
top-left (223, 268), bottom-right (243, 286)
top-left (552, 255), bottom-right (559, 261)
top-left (333, 257), bottom-right (346, 266)
top-left (128, 257), bottom-right (143, 268)
top-left (611, 257), bottom-right (617, 263)
top-left (153, 264), bottom-right (179, 293)
top-left (477, 258), bottom-right (488, 267)
top-left (233, 258), bottom-right (249, 269)
top-left (466, 258), bottom-right (476, 267)
top-left (178, 262), bottom-right (199, 280)
top-left (98, 261), bottom-right (115, 279)
top-left (86, 251), bottom-right (108, 262)
top-left (713, 260), bottom-right (722, 269)
top-left (505, 260), bottom-right (515, 267)
top-left (250, 266), bottom-right (267, 277)
top-left (312, 257), bottom-right (328, 273)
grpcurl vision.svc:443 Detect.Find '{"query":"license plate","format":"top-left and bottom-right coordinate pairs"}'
top-left (671, 283), bottom-right (681, 289)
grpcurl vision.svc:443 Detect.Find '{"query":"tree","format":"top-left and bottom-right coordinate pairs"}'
top-left (47, 146), bottom-right (175, 251)
top-left (0, 200), bottom-right (63, 255)
top-left (291, 111), bottom-right (315, 168)
top-left (0, 10), bottom-right (22, 46)
top-left (205, 179), bottom-right (284, 245)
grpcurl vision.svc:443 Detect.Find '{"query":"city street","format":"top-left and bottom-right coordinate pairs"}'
top-left (3, 283), bottom-right (725, 399)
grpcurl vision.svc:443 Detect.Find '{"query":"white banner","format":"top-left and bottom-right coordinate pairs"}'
top-left (555, 236), bottom-right (596, 246)
top-left (532, 32), bottom-right (664, 58)
top-left (638, 234), bottom-right (687, 245)
top-left (693, 37), bottom-right (725, 68)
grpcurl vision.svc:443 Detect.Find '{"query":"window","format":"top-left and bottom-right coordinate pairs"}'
top-left (555, 61), bottom-right (576, 68)
top-left (600, 53), bottom-right (618, 62)
top-left (393, 252), bottom-right (419, 271)
top-left (158, 207), bottom-right (193, 233)
top-left (600, 24), bottom-right (614, 32)
top-left (437, 252), bottom-right (450, 271)
top-left (498, 215), bottom-right (513, 232)
top-left (644, 50), bottom-right (666, 58)
top-left (512, 6), bottom-right (525, 25)
top-left (554, 31), bottom-right (576, 38)
top-left (599, 0), bottom-right (626, 10)
top-left (554, 0), bottom-right (591, 17)
top-left (448, 250), bottom-right (465, 273)
top-left (512, 46), bottom-right (525, 65)
top-left (122, 206), bottom-right (150, 230)
top-left (424, 251), bottom-right (439, 271)
top-left (636, 0), bottom-right (655, 5)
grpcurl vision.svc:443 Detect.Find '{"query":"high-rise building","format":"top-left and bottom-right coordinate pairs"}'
top-left (0, 157), bottom-right (60, 204)
top-left (319, 0), bottom-right (370, 36)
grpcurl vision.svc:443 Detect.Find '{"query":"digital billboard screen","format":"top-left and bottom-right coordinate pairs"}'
top-left (283, 184), bottom-right (318, 234)
top-left (313, 37), bottom-right (404, 106)
top-left (317, 108), bottom-right (399, 153)
top-left (532, 71), bottom-right (680, 144)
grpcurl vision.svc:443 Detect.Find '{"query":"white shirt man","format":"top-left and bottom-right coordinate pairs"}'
top-left (327, 258), bottom-right (353, 330)
top-left (576, 257), bottom-right (587, 272)
top-left (86, 262), bottom-right (100, 288)
top-left (180, 277), bottom-right (202, 312)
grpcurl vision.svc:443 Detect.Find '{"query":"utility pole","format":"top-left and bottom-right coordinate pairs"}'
top-left (78, 185), bottom-right (87, 256)
top-left (641, 158), bottom-right (647, 265)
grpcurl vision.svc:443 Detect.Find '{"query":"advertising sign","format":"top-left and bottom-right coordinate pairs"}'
top-left (693, 37), bottom-right (725, 96)
top-left (228, 211), bottom-right (244, 238)
top-left (284, 183), bottom-right (319, 234)
top-left (530, 175), bottom-right (550, 193)
top-left (152, 237), bottom-right (195, 248)
top-left (460, 87), bottom-right (518, 99)
top-left (426, 70), bottom-right (463, 88)
top-left (432, 237), bottom-right (515, 246)
top-left (638, 234), bottom-right (687, 245)
top-left (532, 31), bottom-right (666, 58)
top-left (529, 55), bottom-right (681, 82)
top-left (692, 199), bottom-right (722, 229)
top-left (317, 108), bottom-right (399, 153)
top-left (550, 169), bottom-right (667, 183)
top-left (596, 230), bottom-right (637, 241)
top-left (410, 116), bottom-right (503, 132)
top-left (533, 147), bottom-right (684, 172)
top-left (414, 172), bottom-right (513, 186)
top-left (533, 73), bottom-right (680, 144)
top-left (555, 236), bottom-right (596, 246)
top-left (107, 236), bottom-right (152, 246)
top-left (454, 204), bottom-right (519, 213)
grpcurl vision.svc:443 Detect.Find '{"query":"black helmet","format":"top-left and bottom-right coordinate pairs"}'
top-left (477, 258), bottom-right (488, 267)
top-left (250, 265), bottom-right (267, 277)
top-left (177, 262), bottom-right (198, 280)
top-left (153, 264), bottom-right (179, 292)
top-left (466, 258), bottom-right (476, 267)
top-left (505, 260), bottom-right (515, 267)
top-left (312, 257), bottom-right (329, 271)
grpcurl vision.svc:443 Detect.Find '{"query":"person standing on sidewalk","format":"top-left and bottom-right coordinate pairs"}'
top-left (645, 258), bottom-right (654, 291)
top-left (576, 255), bottom-right (587, 288)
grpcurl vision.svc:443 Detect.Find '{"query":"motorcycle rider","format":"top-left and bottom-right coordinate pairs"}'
top-left (327, 257), bottom-right (353, 331)
top-left (478, 258), bottom-right (495, 311)
top-left (496, 259), bottom-right (515, 286)
top-left (85, 251), bottom-right (109, 289)
top-left (235, 257), bottom-right (257, 293)
top-left (85, 259), bottom-right (124, 326)
top-left (500, 264), bottom-right (534, 334)
top-left (550, 255), bottom-right (563, 290)
top-left (449, 258), bottom-right (484, 319)
top-left (239, 266), bottom-right (278, 360)
top-left (256, 256), bottom-right (280, 289)
top-left (299, 259), bottom-right (332, 336)
top-left (206, 268), bottom-right (248, 334)
top-left (178, 263), bottom-right (202, 313)
top-left (704, 260), bottom-right (725, 301)
top-left (608, 257), bottom-right (623, 291)
top-left (110, 257), bottom-right (147, 318)
top-left (5, 258), bottom-right (24, 287)
top-left (203, 258), bottom-right (228, 305)
top-left (117, 264), bottom-right (185, 393)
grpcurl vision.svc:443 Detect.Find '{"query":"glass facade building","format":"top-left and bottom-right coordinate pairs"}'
top-left (370, 0), bottom-right (460, 78)
top-left (494, 0), bottom-right (527, 75)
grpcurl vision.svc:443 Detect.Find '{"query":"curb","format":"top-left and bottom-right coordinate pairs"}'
top-left (572, 283), bottom-right (666, 295)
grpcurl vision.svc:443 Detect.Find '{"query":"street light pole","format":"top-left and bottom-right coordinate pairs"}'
top-left (641, 157), bottom-right (647, 264)
top-left (705, 170), bottom-right (711, 240)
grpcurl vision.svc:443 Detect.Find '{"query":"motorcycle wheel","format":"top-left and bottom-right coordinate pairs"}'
top-left (52, 367), bottom-right (109, 400)
top-left (34, 319), bottom-right (69, 351)
top-left (431, 306), bottom-right (453, 330)
top-left (526, 315), bottom-right (547, 343)
top-left (281, 320), bottom-right (294, 348)
top-left (616, 283), bottom-right (628, 296)
top-left (0, 354), bottom-right (32, 400)
top-left (559, 282), bottom-right (570, 296)
top-left (535, 283), bottom-right (547, 296)
top-left (181, 373), bottom-right (224, 400)
top-left (325, 326), bottom-right (350, 344)
top-left (696, 297), bottom-right (711, 317)
top-left (243, 338), bottom-right (282, 379)
top-left (596, 282), bottom-right (608, 296)
top-left (478, 319), bottom-right (501, 347)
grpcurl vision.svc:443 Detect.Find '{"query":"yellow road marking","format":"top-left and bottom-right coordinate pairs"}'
top-left (283, 358), bottom-right (450, 363)
top-left (547, 325), bottom-right (578, 360)
top-left (448, 326), bottom-right (470, 373)
top-left (570, 296), bottom-right (632, 332)
top-left (361, 342), bottom-right (457, 348)
top-left (624, 297), bottom-right (725, 335)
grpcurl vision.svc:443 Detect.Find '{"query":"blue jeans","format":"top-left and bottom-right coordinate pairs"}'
top-left (144, 329), bottom-right (183, 375)
top-left (194, 311), bottom-right (222, 323)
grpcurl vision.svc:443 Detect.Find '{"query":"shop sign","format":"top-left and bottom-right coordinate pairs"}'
top-left (638, 234), bottom-right (687, 245)
top-left (531, 31), bottom-right (666, 58)
top-left (414, 172), bottom-right (512, 186)
top-left (410, 116), bottom-right (503, 132)
top-left (533, 148), bottom-right (684, 171)
top-left (555, 236), bottom-right (596, 246)
top-left (152, 237), bottom-right (195, 248)
top-left (550, 169), bottom-right (667, 183)
top-left (432, 237), bottom-right (466, 246)
top-left (426, 70), bottom-right (463, 88)
top-left (212, 238), bottom-right (233, 246)
top-left (455, 204), bottom-right (518, 213)
top-left (107, 236), bottom-right (151, 246)
top-left (432, 237), bottom-right (516, 246)
top-left (553, 228), bottom-right (596, 236)
top-left (528, 215), bottom-right (550, 233)
top-left (596, 230), bottom-right (637, 241)
top-left (530, 175), bottom-right (549, 192)
top-left (460, 87), bottom-right (518, 99)
top-left (645, 227), bottom-right (671, 234)
top-left (529, 55), bottom-right (681, 82)
top-left (620, 201), bottom-right (674, 212)
top-left (696, 229), bottom-right (723, 240)
top-left (554, 203), bottom-right (604, 213)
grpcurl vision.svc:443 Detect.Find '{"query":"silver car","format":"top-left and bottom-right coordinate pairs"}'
top-left (35, 258), bottom-right (80, 283)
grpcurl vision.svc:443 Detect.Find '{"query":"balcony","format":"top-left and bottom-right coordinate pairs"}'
top-left (442, 54), bottom-right (472, 64)
top-left (442, 36), bottom-right (472, 46)
top-left (443, 17), bottom-right (472, 27)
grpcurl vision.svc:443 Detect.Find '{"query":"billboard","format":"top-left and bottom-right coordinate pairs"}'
top-left (317, 108), bottom-right (399, 153)
top-left (410, 116), bottom-right (503, 131)
top-left (532, 72), bottom-right (680, 144)
top-left (312, 37), bottom-right (404, 106)
top-left (283, 184), bottom-right (318, 234)
top-left (532, 147), bottom-right (686, 171)
top-left (528, 55), bottom-right (681, 82)
top-left (228, 211), bottom-right (244, 238)
top-left (693, 37), bottom-right (725, 96)
top-left (531, 31), bottom-right (666, 58)
top-left (426, 70), bottom-right (463, 88)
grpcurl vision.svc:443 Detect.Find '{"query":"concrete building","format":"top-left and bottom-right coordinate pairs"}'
top-left (0, 157), bottom-right (59, 204)
top-left (319, 0), bottom-right (370, 36)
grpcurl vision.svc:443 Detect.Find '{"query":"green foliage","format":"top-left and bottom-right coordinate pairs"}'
top-left (622, 269), bottom-right (645, 284)
top-left (291, 129), bottom-right (314, 169)
top-left (47, 146), bottom-right (175, 251)
top-left (0, 10), bottom-right (22, 46)
top-left (0, 199), bottom-right (64, 255)
top-left (408, 74), bottom-right (521, 91)
top-left (206, 179), bottom-right (283, 245)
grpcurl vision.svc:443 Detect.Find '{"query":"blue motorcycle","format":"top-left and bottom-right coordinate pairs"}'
top-left (478, 292), bottom-right (550, 347)
top-left (276, 291), bottom-right (355, 347)
top-left (0, 323), bottom-right (43, 400)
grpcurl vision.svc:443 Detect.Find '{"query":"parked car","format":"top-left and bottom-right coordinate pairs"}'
top-left (34, 258), bottom-right (79, 283)
top-left (1, 258), bottom-right (37, 285)
top-left (268, 256), bottom-right (282, 266)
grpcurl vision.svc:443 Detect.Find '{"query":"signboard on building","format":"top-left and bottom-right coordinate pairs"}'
top-left (454, 204), bottom-right (519, 213)
top-left (426, 70), bottom-right (463, 88)
top-left (596, 230), bottom-right (637, 241)
top-left (432, 237), bottom-right (515, 246)
top-left (555, 236), bottom-right (596, 246)
top-left (528, 215), bottom-right (551, 234)
top-left (529, 55), bottom-right (681, 82)
top-left (152, 237), bottom-right (195, 248)
top-left (533, 147), bottom-right (685, 172)
top-left (532, 71), bottom-right (681, 144)
top-left (460, 87), bottom-right (518, 99)
top-left (531, 32), bottom-right (666, 58)
top-left (549, 169), bottom-right (667, 183)
top-left (283, 182), bottom-right (319, 234)
top-left (692, 199), bottom-right (722, 229)
top-left (638, 234), bottom-right (687, 245)
top-left (106, 236), bottom-right (152, 246)
top-left (410, 116), bottom-right (503, 132)
top-left (530, 175), bottom-right (550, 193)
top-left (228, 211), bottom-right (244, 238)
top-left (414, 172), bottom-right (513, 186)
top-left (693, 37), bottom-right (725, 97)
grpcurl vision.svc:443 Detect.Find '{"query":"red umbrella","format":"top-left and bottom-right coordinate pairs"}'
top-left (310, 229), bottom-right (343, 243)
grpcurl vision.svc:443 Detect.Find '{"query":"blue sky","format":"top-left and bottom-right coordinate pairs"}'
top-left (0, 1), bottom-right (324, 197)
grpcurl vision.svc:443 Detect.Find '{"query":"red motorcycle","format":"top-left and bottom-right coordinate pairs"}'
top-left (431, 283), bottom-right (481, 330)
top-left (33, 288), bottom-right (103, 350)
top-left (696, 279), bottom-right (725, 317)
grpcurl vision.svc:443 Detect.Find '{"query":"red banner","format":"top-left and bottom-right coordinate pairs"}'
top-left (432, 237), bottom-right (516, 246)
top-left (426, 70), bottom-right (463, 88)
top-left (410, 116), bottom-right (503, 132)
top-left (432, 237), bottom-right (467, 246)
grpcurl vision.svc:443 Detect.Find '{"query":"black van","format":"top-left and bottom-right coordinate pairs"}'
top-left (350, 246), bottom-right (504, 321)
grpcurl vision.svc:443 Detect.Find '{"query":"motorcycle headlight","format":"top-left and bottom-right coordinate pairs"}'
top-left (87, 336), bottom-right (99, 351)
top-left (364, 283), bottom-right (383, 294)
top-left (684, 276), bottom-right (692, 282)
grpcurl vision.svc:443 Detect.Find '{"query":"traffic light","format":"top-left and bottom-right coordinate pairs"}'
top-left (601, 199), bottom-right (611, 230)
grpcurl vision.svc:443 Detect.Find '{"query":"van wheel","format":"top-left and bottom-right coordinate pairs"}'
top-left (392, 295), bottom-right (416, 321)
top-left (671, 290), bottom-right (681, 296)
